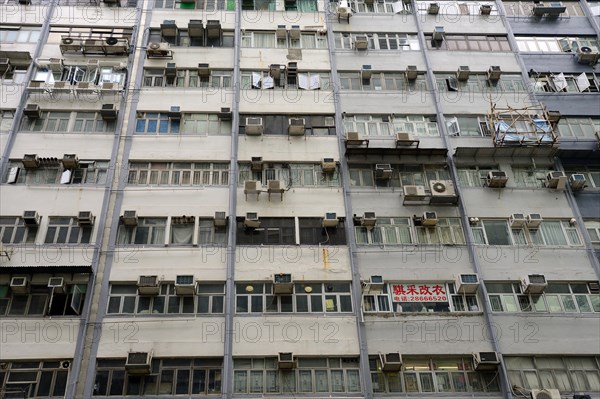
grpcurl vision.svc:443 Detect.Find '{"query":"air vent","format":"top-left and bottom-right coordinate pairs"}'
top-left (24, 104), bottom-right (41, 119)
top-left (61, 154), bottom-right (79, 169)
top-left (568, 173), bottom-right (586, 191)
top-left (487, 65), bottom-right (501, 81)
top-left (403, 185), bottom-right (427, 197)
top-left (369, 275), bottom-right (384, 290)
top-left (405, 65), bottom-right (418, 81)
top-left (428, 2), bottom-right (439, 14)
top-left (354, 36), bottom-right (368, 50)
top-left (530, 389), bottom-right (561, 399)
top-left (456, 66), bottom-right (470, 81)
top-left (432, 26), bottom-right (445, 41)
top-left (267, 180), bottom-right (282, 191)
top-left (197, 63), bottom-right (210, 77)
top-left (545, 171), bottom-right (567, 189)
top-left (361, 64), bottom-right (373, 79)
top-left (429, 180), bottom-right (456, 197)
top-left (100, 104), bottom-right (118, 120)
top-left (168, 106), bottom-right (181, 119)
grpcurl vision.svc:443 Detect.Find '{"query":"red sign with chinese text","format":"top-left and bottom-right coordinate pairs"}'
top-left (392, 284), bottom-right (447, 302)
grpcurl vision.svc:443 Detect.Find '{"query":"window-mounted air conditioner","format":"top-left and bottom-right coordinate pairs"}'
top-left (121, 210), bottom-right (138, 226)
top-left (403, 185), bottom-right (427, 197)
top-left (405, 65), bottom-right (418, 81)
top-left (428, 2), bottom-right (439, 14)
top-left (168, 106), bottom-right (181, 119)
top-left (206, 20), bottom-right (222, 39)
top-left (346, 131), bottom-right (361, 142)
top-left (60, 37), bottom-right (83, 52)
top-left (10, 277), bottom-right (29, 294)
top-left (361, 64), bottom-right (373, 79)
top-left (245, 117), bottom-right (264, 135)
top-left (530, 389), bottom-right (561, 399)
top-left (214, 211), bottom-right (227, 227)
top-left (197, 63), bottom-right (210, 77)
top-left (22, 154), bottom-right (39, 169)
top-left (321, 158), bottom-right (337, 173)
top-left (432, 26), bottom-right (445, 41)
top-left (487, 66), bottom-right (501, 81)
top-left (48, 277), bottom-right (66, 294)
top-left (526, 213), bottom-right (543, 228)
top-left (244, 212), bottom-right (260, 228)
top-left (276, 25), bottom-right (287, 40)
top-left (175, 275), bottom-right (196, 295)
top-left (430, 180), bottom-right (456, 196)
top-left (456, 66), bottom-right (470, 81)
top-left (61, 154), bottom-right (79, 169)
top-left (147, 42), bottom-right (170, 57)
top-left (100, 104), bottom-right (118, 120)
top-left (473, 352), bottom-right (499, 370)
top-left (77, 211), bottom-right (95, 226)
top-left (576, 45), bottom-right (600, 66)
top-left (509, 213), bottom-right (526, 228)
top-left (290, 25), bottom-right (301, 40)
top-left (268, 180), bottom-right (283, 192)
top-left (455, 274), bottom-right (479, 294)
top-left (244, 181), bottom-right (260, 195)
top-left (250, 157), bottom-right (263, 172)
top-left (480, 4), bottom-right (492, 14)
top-left (269, 64), bottom-right (284, 79)
top-left (369, 275), bottom-right (384, 290)
top-left (337, 1), bottom-right (353, 19)
top-left (0, 58), bottom-right (9, 74)
top-left (486, 170), bottom-right (508, 188)
top-left (354, 36), bottom-right (369, 50)
top-left (273, 273), bottom-right (293, 294)
top-left (23, 210), bottom-right (40, 226)
top-left (521, 274), bottom-right (547, 294)
top-left (422, 211), bottom-right (438, 226)
top-left (545, 171), bottom-right (567, 189)
top-left (24, 104), bottom-right (41, 119)
top-left (569, 173), bottom-right (586, 190)
top-left (375, 164), bottom-right (392, 180)
top-left (126, 352), bottom-right (152, 375)
top-left (137, 276), bottom-right (160, 295)
top-left (278, 352), bottom-right (295, 369)
top-left (218, 107), bottom-right (232, 121)
top-left (380, 352), bottom-right (402, 371)
top-left (288, 118), bottom-right (306, 135)
top-left (104, 38), bottom-right (129, 54)
top-left (361, 212), bottom-right (377, 229)
top-left (322, 212), bottom-right (339, 228)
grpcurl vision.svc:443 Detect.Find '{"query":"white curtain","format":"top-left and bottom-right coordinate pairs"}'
top-left (171, 224), bottom-right (193, 244)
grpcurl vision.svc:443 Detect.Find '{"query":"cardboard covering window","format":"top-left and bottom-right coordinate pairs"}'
top-left (298, 73), bottom-right (320, 90)
top-left (252, 72), bottom-right (262, 88)
top-left (576, 73), bottom-right (590, 92)
top-left (551, 73), bottom-right (568, 91)
top-left (262, 76), bottom-right (274, 89)
top-left (392, 1), bottom-right (403, 13)
top-left (60, 170), bottom-right (72, 184)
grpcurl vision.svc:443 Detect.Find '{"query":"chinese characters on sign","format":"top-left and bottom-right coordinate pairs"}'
top-left (392, 284), bottom-right (447, 302)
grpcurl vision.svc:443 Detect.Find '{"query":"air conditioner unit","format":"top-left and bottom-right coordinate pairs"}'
top-left (369, 275), bottom-right (384, 290)
top-left (322, 212), bottom-right (339, 228)
top-left (278, 352), bottom-right (295, 369)
top-left (405, 65), bottom-right (418, 81)
top-left (0, 58), bottom-right (10, 74)
top-left (175, 275), bottom-right (196, 295)
top-left (23, 210), bottom-right (40, 226)
top-left (576, 46), bottom-right (600, 66)
top-left (486, 170), bottom-right (508, 188)
top-left (430, 180), bottom-right (456, 197)
top-left (432, 26), bottom-right (445, 41)
top-left (77, 211), bottom-right (95, 226)
top-left (337, 1), bottom-right (353, 19)
top-left (361, 64), bottom-right (373, 79)
top-left (24, 104), bottom-right (41, 119)
top-left (273, 273), bottom-right (293, 294)
top-left (244, 180), bottom-right (260, 195)
top-left (122, 210), bottom-right (138, 226)
top-left (321, 158), bottom-right (337, 173)
top-left (480, 4), bottom-right (492, 14)
top-left (10, 277), bottom-right (29, 294)
top-left (290, 25), bottom-right (301, 40)
top-left (396, 132), bottom-right (415, 143)
top-left (48, 277), bottom-right (66, 294)
top-left (455, 274), bottom-right (479, 294)
top-left (268, 180), bottom-right (283, 193)
top-left (509, 213), bottom-right (527, 228)
top-left (101, 104), bottom-right (118, 120)
top-left (422, 211), bottom-right (438, 226)
top-left (245, 117), bottom-right (264, 135)
top-left (244, 212), bottom-right (260, 228)
top-left (276, 25), bottom-right (287, 39)
top-left (206, 20), bottom-right (222, 38)
top-left (22, 154), bottom-right (39, 169)
top-left (60, 37), bottom-right (83, 52)
top-left (164, 62), bottom-right (177, 78)
top-left (361, 212), bottom-right (377, 229)
top-left (59, 360), bottom-right (71, 369)
top-left (473, 352), bottom-right (499, 370)
top-left (104, 38), bottom-right (129, 54)
top-left (160, 20), bottom-right (178, 36)
top-left (147, 42), bottom-right (170, 56)
top-left (569, 173), bottom-right (587, 190)
top-left (487, 65), bottom-right (502, 81)
top-left (195, 63), bottom-right (210, 78)
top-left (168, 106), bottom-right (181, 119)
top-left (456, 66), bottom-right (470, 81)
top-left (530, 389), bottom-right (561, 399)
top-left (125, 352), bottom-right (152, 375)
top-left (375, 164), bottom-right (392, 180)
top-left (218, 107), bottom-right (232, 120)
top-left (250, 157), bottom-right (263, 172)
top-left (355, 36), bottom-right (369, 50)
top-left (545, 171), bottom-right (567, 189)
top-left (288, 118), bottom-right (306, 135)
top-left (346, 132), bottom-right (361, 142)
top-left (137, 275), bottom-right (160, 295)
top-left (214, 212), bottom-right (227, 227)
top-left (526, 213), bottom-right (543, 228)
top-left (428, 2), bottom-right (439, 14)
top-left (403, 185), bottom-right (427, 197)
top-left (61, 154), bottom-right (79, 169)
top-left (521, 274), bottom-right (547, 294)
top-left (381, 352), bottom-right (402, 372)
top-left (532, 2), bottom-right (566, 16)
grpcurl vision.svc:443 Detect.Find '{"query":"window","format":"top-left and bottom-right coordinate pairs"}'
top-left (585, 220), bottom-right (600, 248)
top-left (532, 72), bottom-right (600, 93)
top-left (181, 114), bottom-right (232, 135)
top-left (515, 36), bottom-right (598, 52)
top-left (504, 1), bottom-right (585, 17)
top-left (4, 160), bottom-right (109, 185)
top-left (371, 356), bottom-right (500, 393)
top-left (0, 27), bottom-right (42, 43)
top-left (239, 163), bottom-right (339, 187)
top-left (236, 218), bottom-right (295, 245)
top-left (343, 115), bottom-right (438, 136)
top-left (239, 115), bottom-right (335, 136)
top-left (0, 110), bottom-right (15, 132)
top-left (512, 167), bottom-right (552, 188)
top-left (142, 69), bottom-right (232, 88)
top-left (116, 218), bottom-right (166, 245)
top-left (415, 218), bottom-right (465, 245)
top-left (235, 282), bottom-right (352, 313)
top-left (285, 0), bottom-right (318, 11)
top-left (170, 217), bottom-right (194, 245)
top-left (127, 162), bottom-right (229, 186)
top-left (0, 282), bottom-right (87, 316)
top-left (486, 282), bottom-right (599, 313)
top-left (198, 220), bottom-right (227, 246)
top-left (94, 358), bottom-right (222, 396)
top-left (427, 34), bottom-right (510, 51)
top-left (557, 117), bottom-right (600, 139)
top-left (506, 356), bottom-right (600, 393)
top-left (0, 217), bottom-right (38, 244)
top-left (44, 217), bottom-right (92, 244)
top-left (334, 33), bottom-right (420, 50)
top-left (107, 283), bottom-right (225, 315)
top-left (349, 164), bottom-right (450, 188)
top-left (355, 218), bottom-right (413, 245)
top-left (241, 31), bottom-right (326, 48)
top-left (445, 116), bottom-right (491, 137)
top-left (154, 0), bottom-right (234, 10)
top-left (0, 361), bottom-right (69, 397)
top-left (19, 111), bottom-right (116, 133)
top-left (349, 0), bottom-right (406, 13)
top-left (148, 28), bottom-right (233, 47)
top-left (457, 166), bottom-right (496, 187)
top-left (234, 357), bottom-right (360, 394)
top-left (564, 166), bottom-right (600, 188)
top-left (240, 70), bottom-right (329, 90)
top-left (473, 219), bottom-right (582, 247)
top-left (415, 1), bottom-right (499, 15)
top-left (435, 74), bottom-right (526, 93)
top-left (242, 0), bottom-right (275, 10)
top-left (299, 218), bottom-right (347, 245)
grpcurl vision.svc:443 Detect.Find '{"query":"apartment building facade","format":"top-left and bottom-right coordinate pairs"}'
top-left (0, 0), bottom-right (599, 398)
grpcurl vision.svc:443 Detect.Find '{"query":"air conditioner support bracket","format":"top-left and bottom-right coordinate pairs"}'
top-left (244, 191), bottom-right (261, 201)
top-left (396, 138), bottom-right (420, 148)
top-left (345, 138), bottom-right (370, 148)
top-left (268, 189), bottom-right (285, 201)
